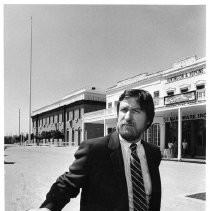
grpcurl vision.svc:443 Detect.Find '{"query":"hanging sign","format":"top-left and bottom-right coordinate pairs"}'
top-left (164, 91), bottom-right (196, 105)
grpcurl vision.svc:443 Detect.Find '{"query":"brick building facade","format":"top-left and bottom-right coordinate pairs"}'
top-left (31, 87), bottom-right (106, 146)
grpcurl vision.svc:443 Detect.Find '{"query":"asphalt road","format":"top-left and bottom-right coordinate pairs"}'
top-left (4, 145), bottom-right (206, 211)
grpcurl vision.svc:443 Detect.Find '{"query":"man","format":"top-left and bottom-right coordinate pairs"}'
top-left (182, 139), bottom-right (188, 156)
top-left (29, 89), bottom-right (162, 211)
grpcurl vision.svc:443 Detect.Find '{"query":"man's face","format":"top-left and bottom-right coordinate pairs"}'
top-left (117, 97), bottom-right (149, 142)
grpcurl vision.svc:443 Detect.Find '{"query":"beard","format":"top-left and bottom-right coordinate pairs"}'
top-left (117, 122), bottom-right (142, 142)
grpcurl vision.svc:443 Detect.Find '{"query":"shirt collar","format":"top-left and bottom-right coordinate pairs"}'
top-left (119, 134), bottom-right (142, 149)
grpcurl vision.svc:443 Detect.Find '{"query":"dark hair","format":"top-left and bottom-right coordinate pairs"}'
top-left (117, 89), bottom-right (155, 129)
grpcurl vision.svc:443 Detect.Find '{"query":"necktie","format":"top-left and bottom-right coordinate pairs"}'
top-left (130, 143), bottom-right (148, 211)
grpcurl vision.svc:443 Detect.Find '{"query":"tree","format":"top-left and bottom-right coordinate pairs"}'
top-left (13, 135), bottom-right (20, 143)
top-left (45, 131), bottom-right (52, 139)
top-left (41, 131), bottom-right (46, 139)
top-left (24, 133), bottom-right (34, 141)
top-left (51, 130), bottom-right (64, 139)
top-left (4, 136), bottom-right (14, 144)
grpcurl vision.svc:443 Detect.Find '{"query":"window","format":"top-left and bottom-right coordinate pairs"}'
top-left (78, 130), bottom-right (81, 145)
top-left (151, 124), bottom-right (160, 146)
top-left (59, 113), bottom-right (63, 122)
top-left (66, 112), bottom-right (69, 121)
top-left (67, 131), bottom-right (69, 142)
top-left (167, 91), bottom-right (174, 96)
top-left (69, 111), bottom-right (73, 120)
top-left (54, 115), bottom-right (58, 123)
top-left (108, 102), bottom-right (112, 108)
top-left (72, 110), bottom-right (75, 120)
top-left (142, 130), bottom-right (148, 142)
top-left (72, 130), bottom-right (74, 145)
top-left (196, 84), bottom-right (205, 90)
top-left (50, 115), bottom-right (54, 123)
top-left (154, 91), bottom-right (159, 98)
top-left (79, 108), bottom-right (81, 119)
top-left (78, 108), bottom-right (83, 119)
top-left (47, 117), bottom-right (50, 124)
top-left (181, 88), bottom-right (188, 93)
top-left (114, 101), bottom-right (118, 107)
top-left (74, 109), bottom-right (79, 119)
top-left (143, 123), bottom-right (160, 146)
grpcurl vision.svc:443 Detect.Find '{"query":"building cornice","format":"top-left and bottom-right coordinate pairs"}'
top-left (162, 58), bottom-right (206, 78)
top-left (106, 56), bottom-right (206, 95)
top-left (32, 87), bottom-right (105, 116)
top-left (106, 75), bottom-right (162, 95)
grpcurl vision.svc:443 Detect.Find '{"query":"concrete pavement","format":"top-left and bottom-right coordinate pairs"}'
top-left (4, 145), bottom-right (206, 211)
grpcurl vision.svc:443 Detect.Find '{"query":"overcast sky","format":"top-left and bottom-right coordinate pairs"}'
top-left (4, 4), bottom-right (206, 135)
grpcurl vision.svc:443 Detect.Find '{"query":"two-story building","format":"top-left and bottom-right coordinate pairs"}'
top-left (83, 56), bottom-right (206, 160)
top-left (31, 87), bottom-right (106, 146)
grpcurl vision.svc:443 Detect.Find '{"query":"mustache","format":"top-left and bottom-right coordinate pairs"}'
top-left (121, 122), bottom-right (135, 127)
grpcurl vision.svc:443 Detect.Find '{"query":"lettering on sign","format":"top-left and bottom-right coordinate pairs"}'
top-left (167, 67), bottom-right (204, 83)
top-left (164, 113), bottom-right (206, 122)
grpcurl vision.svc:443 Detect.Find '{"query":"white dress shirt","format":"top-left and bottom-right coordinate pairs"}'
top-left (119, 135), bottom-right (152, 211)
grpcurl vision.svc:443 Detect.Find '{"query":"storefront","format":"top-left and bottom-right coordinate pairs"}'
top-left (83, 56), bottom-right (206, 161)
top-left (164, 112), bottom-right (206, 158)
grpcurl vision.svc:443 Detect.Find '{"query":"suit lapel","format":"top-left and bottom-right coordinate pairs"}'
top-left (141, 140), bottom-right (154, 172)
top-left (108, 132), bottom-right (129, 207)
top-left (141, 140), bottom-right (156, 191)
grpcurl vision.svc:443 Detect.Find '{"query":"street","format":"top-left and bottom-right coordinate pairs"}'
top-left (4, 145), bottom-right (206, 211)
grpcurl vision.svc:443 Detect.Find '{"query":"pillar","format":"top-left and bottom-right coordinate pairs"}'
top-left (160, 122), bottom-right (166, 154)
top-left (178, 107), bottom-right (182, 160)
top-left (104, 119), bottom-right (106, 136)
top-left (81, 120), bottom-right (85, 142)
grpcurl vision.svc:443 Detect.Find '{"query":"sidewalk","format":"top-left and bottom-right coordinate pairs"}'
top-left (162, 157), bottom-right (206, 164)
top-left (4, 145), bottom-right (206, 211)
top-left (160, 160), bottom-right (205, 211)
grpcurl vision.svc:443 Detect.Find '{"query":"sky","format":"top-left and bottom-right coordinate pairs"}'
top-left (4, 4), bottom-right (206, 136)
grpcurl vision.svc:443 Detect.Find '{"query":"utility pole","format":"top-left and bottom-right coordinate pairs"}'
top-left (29, 16), bottom-right (32, 144)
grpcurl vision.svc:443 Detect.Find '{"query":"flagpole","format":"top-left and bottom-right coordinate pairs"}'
top-left (29, 16), bottom-right (32, 144)
top-left (19, 108), bottom-right (20, 144)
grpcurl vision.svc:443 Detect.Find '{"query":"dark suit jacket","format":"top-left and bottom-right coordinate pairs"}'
top-left (40, 132), bottom-right (162, 211)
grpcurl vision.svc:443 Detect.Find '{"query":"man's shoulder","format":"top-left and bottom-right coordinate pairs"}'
top-left (83, 133), bottom-right (112, 148)
top-left (78, 133), bottom-right (115, 158)
top-left (143, 140), bottom-right (161, 154)
top-left (143, 140), bottom-right (158, 149)
top-left (143, 141), bottom-right (162, 165)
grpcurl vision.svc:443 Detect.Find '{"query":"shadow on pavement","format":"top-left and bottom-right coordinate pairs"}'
top-left (186, 192), bottom-right (206, 201)
top-left (4, 161), bottom-right (16, 164)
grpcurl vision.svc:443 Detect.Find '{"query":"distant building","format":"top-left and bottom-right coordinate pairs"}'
top-left (31, 87), bottom-right (106, 146)
top-left (83, 56), bottom-right (206, 160)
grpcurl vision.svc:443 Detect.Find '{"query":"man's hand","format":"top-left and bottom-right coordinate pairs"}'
top-left (26, 208), bottom-right (51, 211)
